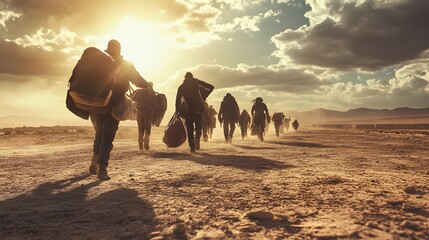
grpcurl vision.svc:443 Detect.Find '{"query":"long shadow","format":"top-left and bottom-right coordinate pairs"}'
top-left (404, 207), bottom-right (429, 218)
top-left (232, 144), bottom-right (277, 150)
top-left (253, 219), bottom-right (302, 234)
top-left (267, 141), bottom-right (335, 148)
top-left (0, 174), bottom-right (157, 239)
top-left (152, 152), bottom-right (293, 172)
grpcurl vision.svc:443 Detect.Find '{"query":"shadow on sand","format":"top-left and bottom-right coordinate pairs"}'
top-left (0, 174), bottom-right (157, 239)
top-left (151, 152), bottom-right (293, 171)
top-left (268, 141), bottom-right (335, 148)
top-left (253, 218), bottom-right (302, 234)
top-left (232, 144), bottom-right (277, 150)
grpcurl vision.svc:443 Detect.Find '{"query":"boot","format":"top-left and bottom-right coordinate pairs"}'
top-left (97, 164), bottom-right (111, 181)
top-left (89, 154), bottom-right (99, 175)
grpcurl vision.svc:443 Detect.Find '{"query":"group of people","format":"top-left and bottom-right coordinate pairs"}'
top-left (214, 94), bottom-right (296, 142)
top-left (68, 39), bottom-right (298, 180)
top-left (217, 95), bottom-right (270, 142)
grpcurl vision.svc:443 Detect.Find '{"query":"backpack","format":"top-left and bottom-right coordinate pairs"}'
top-left (272, 112), bottom-right (283, 123)
top-left (153, 93), bottom-right (167, 127)
top-left (68, 47), bottom-right (117, 114)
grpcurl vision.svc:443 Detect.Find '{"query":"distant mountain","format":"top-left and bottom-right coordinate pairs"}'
top-left (0, 115), bottom-right (90, 128)
top-left (287, 107), bottom-right (429, 125)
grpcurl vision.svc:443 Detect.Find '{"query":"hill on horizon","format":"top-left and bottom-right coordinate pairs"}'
top-left (287, 107), bottom-right (429, 125)
top-left (1, 107), bottom-right (429, 128)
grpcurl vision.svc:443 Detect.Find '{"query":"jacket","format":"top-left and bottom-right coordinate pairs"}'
top-left (251, 102), bottom-right (270, 122)
top-left (239, 111), bottom-right (251, 127)
top-left (218, 94), bottom-right (240, 122)
top-left (175, 78), bottom-right (214, 113)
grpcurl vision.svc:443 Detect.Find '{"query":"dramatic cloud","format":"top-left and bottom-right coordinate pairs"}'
top-left (318, 60), bottom-right (429, 108)
top-left (165, 2), bottom-right (275, 48)
top-left (166, 64), bottom-right (326, 93)
top-left (0, 0), bottom-right (273, 76)
top-left (0, 41), bottom-right (69, 76)
top-left (273, 0), bottom-right (429, 71)
top-left (390, 61), bottom-right (429, 92)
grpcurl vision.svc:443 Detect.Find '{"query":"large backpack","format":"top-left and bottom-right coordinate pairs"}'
top-left (272, 112), bottom-right (283, 123)
top-left (68, 47), bottom-right (117, 113)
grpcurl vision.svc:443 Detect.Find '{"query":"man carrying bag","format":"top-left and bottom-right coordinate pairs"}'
top-left (173, 72), bottom-right (214, 152)
top-left (67, 39), bottom-right (150, 180)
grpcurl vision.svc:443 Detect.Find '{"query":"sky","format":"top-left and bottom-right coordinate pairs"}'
top-left (0, 0), bottom-right (428, 125)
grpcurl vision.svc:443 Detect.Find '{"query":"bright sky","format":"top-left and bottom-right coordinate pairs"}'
top-left (0, 0), bottom-right (428, 126)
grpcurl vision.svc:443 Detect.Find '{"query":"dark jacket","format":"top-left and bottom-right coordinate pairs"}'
top-left (251, 102), bottom-right (270, 122)
top-left (239, 111), bottom-right (251, 127)
top-left (218, 94), bottom-right (240, 122)
top-left (175, 78), bottom-right (214, 113)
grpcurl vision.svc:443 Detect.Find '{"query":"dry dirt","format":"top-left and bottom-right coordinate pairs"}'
top-left (0, 125), bottom-right (428, 240)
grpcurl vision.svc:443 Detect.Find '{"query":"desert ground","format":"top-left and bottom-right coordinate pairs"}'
top-left (0, 123), bottom-right (428, 239)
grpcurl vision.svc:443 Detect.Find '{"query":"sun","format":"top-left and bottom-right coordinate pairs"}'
top-left (102, 17), bottom-right (169, 77)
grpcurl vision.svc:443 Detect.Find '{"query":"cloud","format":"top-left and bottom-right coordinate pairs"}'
top-left (0, 0), bottom-right (191, 77)
top-left (317, 60), bottom-right (429, 108)
top-left (263, 9), bottom-right (282, 18)
top-left (1, 0), bottom-right (273, 68)
top-left (390, 61), bottom-right (429, 92)
top-left (0, 41), bottom-right (70, 76)
top-left (273, 0), bottom-right (429, 71)
top-left (165, 63), bottom-right (325, 93)
top-left (0, 10), bottom-right (21, 29)
top-left (165, 2), bottom-right (272, 49)
top-left (7, 28), bottom-right (77, 52)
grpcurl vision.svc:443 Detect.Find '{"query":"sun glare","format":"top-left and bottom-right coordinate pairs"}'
top-left (102, 17), bottom-right (169, 77)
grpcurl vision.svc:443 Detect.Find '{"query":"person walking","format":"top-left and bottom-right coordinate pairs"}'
top-left (175, 72), bottom-right (214, 152)
top-left (272, 112), bottom-right (285, 137)
top-left (238, 109), bottom-right (251, 140)
top-left (218, 93), bottom-right (240, 143)
top-left (69, 39), bottom-right (150, 180)
top-left (208, 105), bottom-right (217, 139)
top-left (251, 97), bottom-right (270, 141)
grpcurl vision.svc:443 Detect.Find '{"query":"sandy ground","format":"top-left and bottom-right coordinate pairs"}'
top-left (0, 124), bottom-right (428, 240)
